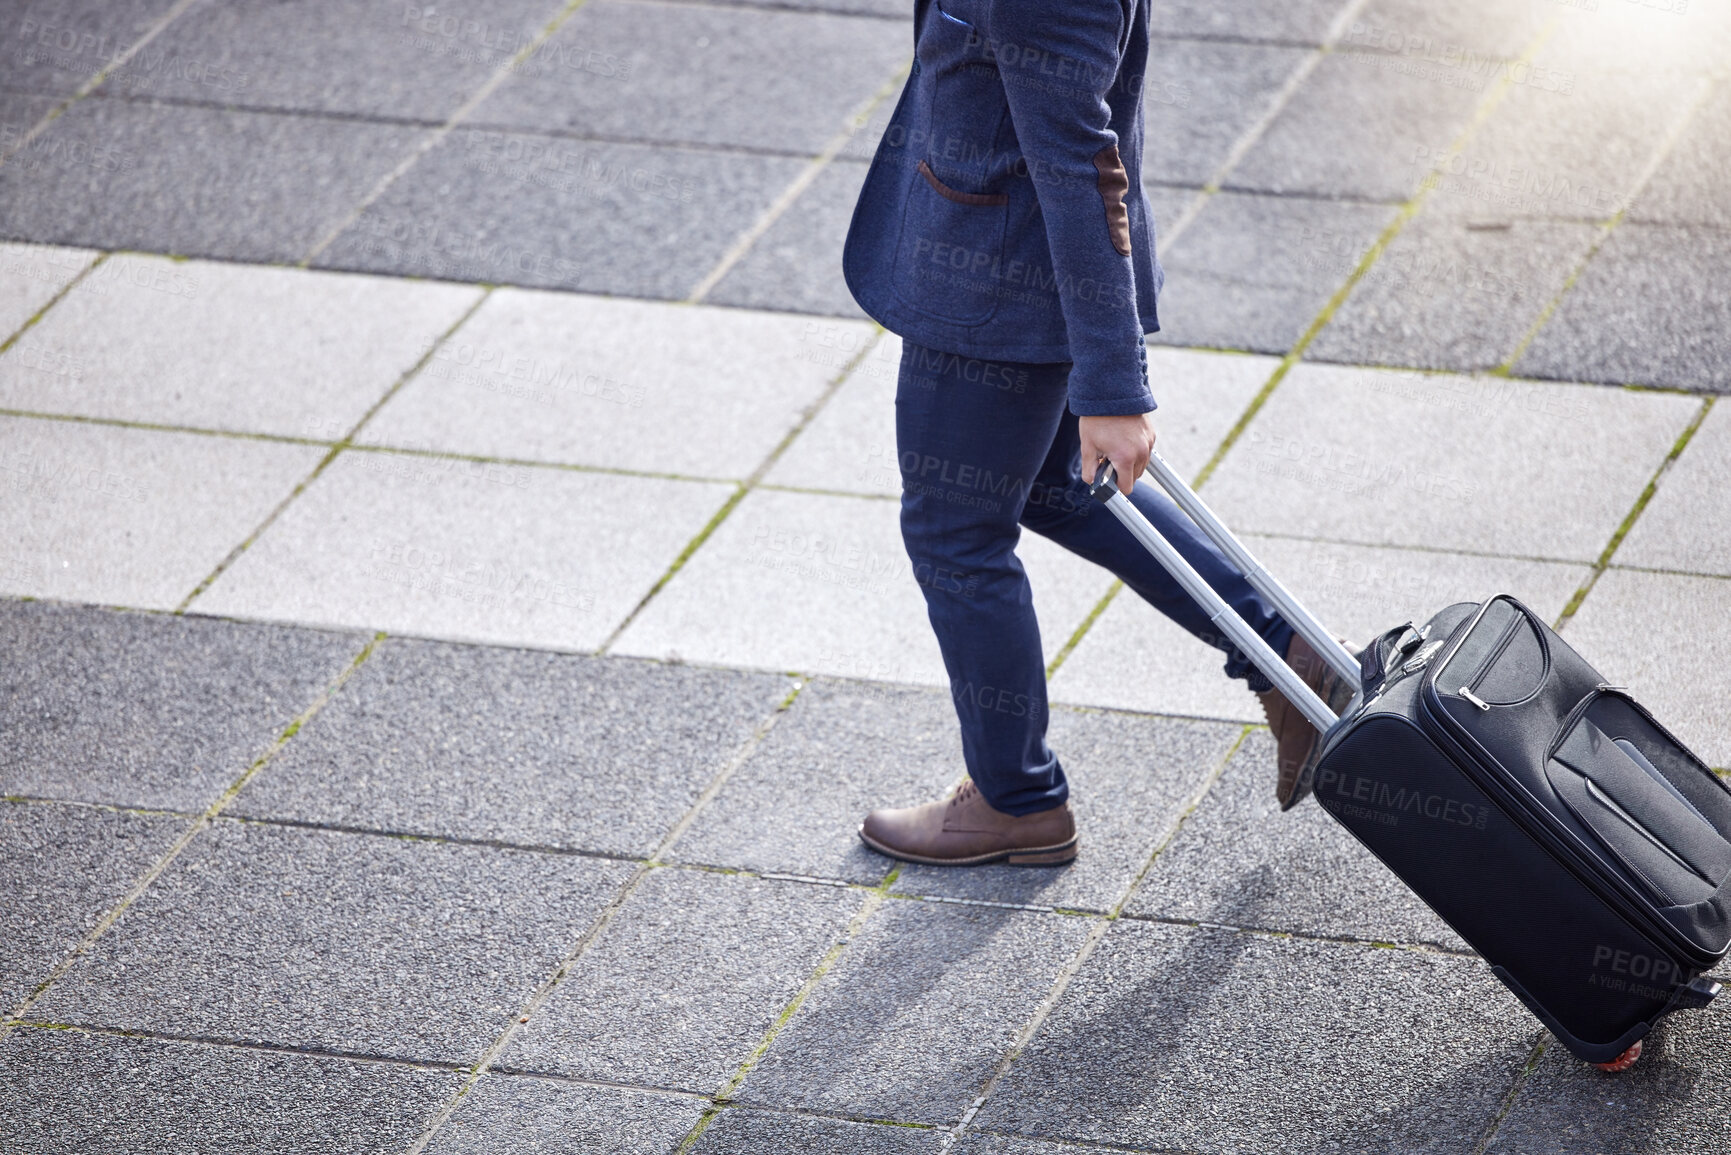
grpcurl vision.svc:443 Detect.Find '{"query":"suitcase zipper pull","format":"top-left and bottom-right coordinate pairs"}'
top-left (1459, 687), bottom-right (1492, 711)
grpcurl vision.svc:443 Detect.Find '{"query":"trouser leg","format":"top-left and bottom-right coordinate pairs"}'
top-left (895, 342), bottom-right (1073, 817)
top-left (1017, 407), bottom-right (1294, 691)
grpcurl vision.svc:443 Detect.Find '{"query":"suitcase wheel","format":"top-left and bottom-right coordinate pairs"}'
top-left (1592, 1041), bottom-right (1642, 1073)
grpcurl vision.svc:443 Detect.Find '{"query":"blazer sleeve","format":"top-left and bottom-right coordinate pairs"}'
top-left (985, 0), bottom-right (1154, 415)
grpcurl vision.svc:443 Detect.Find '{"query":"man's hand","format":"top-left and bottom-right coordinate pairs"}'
top-left (1079, 413), bottom-right (1157, 496)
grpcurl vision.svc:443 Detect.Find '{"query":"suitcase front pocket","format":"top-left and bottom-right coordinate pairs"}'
top-left (1547, 694), bottom-right (1731, 910)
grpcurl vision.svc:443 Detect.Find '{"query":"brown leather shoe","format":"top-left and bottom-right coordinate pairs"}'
top-left (859, 779), bottom-right (1078, 866)
top-left (1258, 633), bottom-right (1357, 811)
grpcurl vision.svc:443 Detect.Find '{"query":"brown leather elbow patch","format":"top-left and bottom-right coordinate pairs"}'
top-left (1092, 145), bottom-right (1132, 257)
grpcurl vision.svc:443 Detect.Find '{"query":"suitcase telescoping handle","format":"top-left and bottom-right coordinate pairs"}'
top-left (1087, 452), bottom-right (1360, 734)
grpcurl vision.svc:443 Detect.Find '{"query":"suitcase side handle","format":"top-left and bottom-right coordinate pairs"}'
top-left (1087, 460), bottom-right (1340, 732)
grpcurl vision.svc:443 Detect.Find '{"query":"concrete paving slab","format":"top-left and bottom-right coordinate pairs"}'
top-left (0, 417), bottom-right (324, 611)
top-left (1150, 192), bottom-right (1398, 354)
top-left (195, 451), bottom-right (733, 653)
top-left (428, 1073), bottom-right (704, 1155)
top-left (1614, 401), bottom-right (1729, 578)
top-left (0, 600), bottom-right (363, 810)
top-left (1308, 214), bottom-right (1599, 372)
top-left (893, 712), bottom-right (1240, 914)
top-left (0, 256), bottom-right (480, 436)
top-left (1149, 0), bottom-right (1344, 45)
top-left (708, 158), bottom-right (871, 320)
top-left (1203, 362), bottom-right (1700, 560)
top-left (1514, 224), bottom-right (1731, 392)
top-left (1230, 51), bottom-right (1485, 201)
top-left (0, 801), bottom-right (183, 1013)
top-left (1526, 0), bottom-right (1731, 79)
top-left (34, 821), bottom-right (635, 1063)
top-left (0, 242), bottom-right (97, 343)
top-left (363, 289), bottom-right (865, 479)
top-left (235, 637), bottom-right (790, 857)
top-left (1, 0), bottom-right (182, 96)
top-left (673, 0), bottom-right (910, 17)
top-left (1345, 0), bottom-right (1558, 61)
top-left (953, 1137), bottom-right (1134, 1155)
top-left (316, 128), bottom-right (806, 299)
top-left (1485, 1005), bottom-right (1731, 1154)
top-left (972, 920), bottom-right (1537, 1152)
top-left (1126, 732), bottom-right (1467, 949)
top-left (470, 0), bottom-right (909, 154)
top-left (667, 677), bottom-right (961, 884)
top-left (502, 868), bottom-right (865, 1092)
top-left (1632, 80), bottom-right (1731, 230)
top-left (1050, 534), bottom-right (1590, 722)
top-left (95, 0), bottom-right (571, 121)
top-left (737, 900), bottom-right (1094, 1125)
top-left (0, 96), bottom-right (425, 264)
top-left (693, 1109), bottom-right (944, 1153)
top-left (1144, 39), bottom-right (1309, 189)
top-left (760, 331), bottom-right (902, 498)
top-left (1560, 568), bottom-right (1731, 768)
top-left (0, 1027), bottom-right (464, 1155)
top-left (764, 342), bottom-right (1275, 499)
top-left (1144, 183), bottom-right (1200, 248)
top-left (609, 488), bottom-right (1116, 686)
top-left (1430, 66), bottom-right (1702, 226)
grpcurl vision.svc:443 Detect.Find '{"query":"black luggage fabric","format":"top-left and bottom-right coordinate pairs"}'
top-left (1313, 595), bottom-right (1731, 1062)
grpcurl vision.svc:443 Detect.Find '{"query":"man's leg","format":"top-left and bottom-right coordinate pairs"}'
top-left (1019, 407), bottom-right (1292, 690)
top-left (1021, 407), bottom-right (1350, 806)
top-left (857, 341), bottom-right (1079, 866)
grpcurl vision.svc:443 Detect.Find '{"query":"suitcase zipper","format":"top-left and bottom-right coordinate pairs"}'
top-left (1419, 600), bottom-right (1725, 970)
top-left (1454, 612), bottom-right (1524, 710)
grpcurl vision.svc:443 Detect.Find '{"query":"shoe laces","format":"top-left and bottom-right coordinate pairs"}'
top-left (949, 779), bottom-right (978, 807)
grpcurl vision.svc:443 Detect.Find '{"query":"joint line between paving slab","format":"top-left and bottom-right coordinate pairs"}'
top-left (1186, 15), bottom-right (1561, 494)
top-left (0, 252), bottom-right (108, 354)
top-left (0, 630), bottom-right (385, 1033)
top-left (173, 287), bottom-right (495, 613)
top-left (940, 725), bottom-right (1249, 1148)
top-left (685, 57), bottom-right (912, 303)
top-left (669, 867), bottom-right (903, 1155)
top-left (1553, 395), bottom-right (1716, 630)
top-left (595, 329), bottom-right (888, 654)
top-left (1494, 73), bottom-right (1722, 377)
top-left (1472, 1033), bottom-right (1551, 1155)
top-left (297, 0), bottom-right (596, 267)
top-left (1047, 16), bottom-right (1558, 675)
top-left (1155, 0), bottom-right (1373, 256)
top-left (0, 0), bottom-right (201, 172)
top-left (398, 677), bottom-right (812, 1155)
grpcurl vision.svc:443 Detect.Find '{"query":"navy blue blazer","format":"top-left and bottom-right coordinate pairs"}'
top-left (843, 0), bottom-right (1162, 416)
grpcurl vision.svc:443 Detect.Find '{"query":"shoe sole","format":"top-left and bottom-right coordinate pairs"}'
top-left (857, 828), bottom-right (1079, 867)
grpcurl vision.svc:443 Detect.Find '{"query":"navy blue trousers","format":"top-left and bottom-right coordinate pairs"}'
top-left (896, 340), bottom-right (1294, 816)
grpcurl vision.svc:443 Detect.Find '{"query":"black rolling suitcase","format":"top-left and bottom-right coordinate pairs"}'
top-left (1088, 453), bottom-right (1731, 1070)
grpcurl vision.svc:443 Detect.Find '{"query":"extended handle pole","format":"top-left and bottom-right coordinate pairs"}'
top-left (1088, 464), bottom-right (1338, 733)
top-left (1140, 451), bottom-right (1361, 687)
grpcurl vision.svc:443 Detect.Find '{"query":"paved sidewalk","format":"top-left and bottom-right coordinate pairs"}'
top-left (2, 0), bottom-right (1730, 1151)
